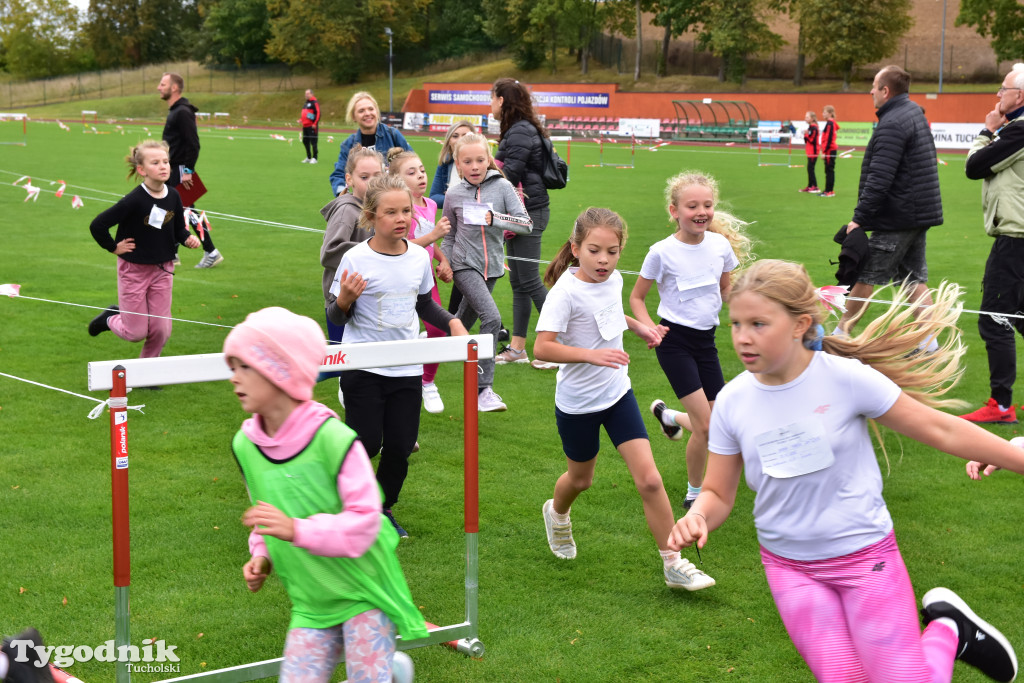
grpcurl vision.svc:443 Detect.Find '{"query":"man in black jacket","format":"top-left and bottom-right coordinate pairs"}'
top-left (837, 66), bottom-right (941, 334)
top-left (158, 72), bottom-right (224, 269)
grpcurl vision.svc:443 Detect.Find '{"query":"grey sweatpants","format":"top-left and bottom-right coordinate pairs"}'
top-left (453, 269), bottom-right (501, 389)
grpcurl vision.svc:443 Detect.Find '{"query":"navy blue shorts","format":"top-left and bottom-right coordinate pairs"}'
top-left (654, 320), bottom-right (725, 400)
top-left (555, 389), bottom-right (649, 463)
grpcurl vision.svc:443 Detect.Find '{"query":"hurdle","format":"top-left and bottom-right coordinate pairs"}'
top-left (0, 113), bottom-right (28, 146)
top-left (87, 334), bottom-right (494, 682)
top-left (213, 112), bottom-right (230, 128)
top-left (752, 130), bottom-right (795, 167)
top-left (585, 136), bottom-right (635, 169)
top-left (81, 110), bottom-right (97, 127)
top-left (550, 135), bottom-right (572, 166)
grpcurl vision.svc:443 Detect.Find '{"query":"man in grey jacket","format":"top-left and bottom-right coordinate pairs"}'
top-left (837, 66), bottom-right (942, 333)
top-left (959, 64), bottom-right (1024, 424)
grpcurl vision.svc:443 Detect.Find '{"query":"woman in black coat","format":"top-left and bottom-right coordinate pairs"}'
top-left (491, 78), bottom-right (554, 368)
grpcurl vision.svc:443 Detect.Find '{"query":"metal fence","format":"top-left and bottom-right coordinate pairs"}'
top-left (0, 62), bottom-right (328, 110)
top-left (590, 33), bottom-right (1009, 83)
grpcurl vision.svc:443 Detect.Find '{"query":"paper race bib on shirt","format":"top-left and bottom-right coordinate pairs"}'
top-left (148, 205), bottom-right (167, 229)
top-left (594, 302), bottom-right (627, 341)
top-left (754, 416), bottom-right (835, 478)
top-left (376, 291), bottom-right (417, 330)
top-left (463, 202), bottom-right (491, 225)
top-left (676, 272), bottom-right (718, 302)
top-left (414, 216), bottom-right (435, 240)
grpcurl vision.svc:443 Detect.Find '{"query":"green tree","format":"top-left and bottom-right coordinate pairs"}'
top-left (85, 0), bottom-right (199, 68)
top-left (796, 0), bottom-right (912, 90)
top-left (0, 0), bottom-right (86, 78)
top-left (422, 0), bottom-right (489, 61)
top-left (266, 0), bottom-right (427, 83)
top-left (649, 0), bottom-right (703, 77)
top-left (481, 0), bottom-right (545, 69)
top-left (956, 0), bottom-right (1024, 62)
top-left (693, 0), bottom-right (782, 84)
top-left (194, 0), bottom-right (273, 66)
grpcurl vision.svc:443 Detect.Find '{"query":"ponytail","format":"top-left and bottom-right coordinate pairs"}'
top-left (544, 241), bottom-right (578, 288)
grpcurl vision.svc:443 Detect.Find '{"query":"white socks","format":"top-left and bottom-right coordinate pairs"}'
top-left (659, 549), bottom-right (681, 569)
top-left (660, 407), bottom-right (681, 427)
top-left (550, 507), bottom-right (570, 524)
top-left (933, 616), bottom-right (959, 639)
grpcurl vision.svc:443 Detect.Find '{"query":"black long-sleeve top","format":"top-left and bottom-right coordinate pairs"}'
top-left (162, 97), bottom-right (200, 172)
top-left (89, 185), bottom-right (191, 264)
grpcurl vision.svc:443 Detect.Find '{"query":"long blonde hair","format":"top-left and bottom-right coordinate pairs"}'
top-left (453, 132), bottom-right (502, 175)
top-left (665, 171), bottom-right (753, 267)
top-left (730, 259), bottom-right (966, 409)
top-left (544, 208), bottom-right (628, 287)
top-left (125, 140), bottom-right (169, 181)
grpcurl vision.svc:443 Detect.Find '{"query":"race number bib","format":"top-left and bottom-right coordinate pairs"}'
top-left (594, 302), bottom-right (627, 341)
top-left (754, 416), bottom-right (835, 478)
top-left (148, 205), bottom-right (167, 229)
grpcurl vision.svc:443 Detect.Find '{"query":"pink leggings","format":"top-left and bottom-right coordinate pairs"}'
top-left (422, 281), bottom-right (445, 385)
top-left (761, 531), bottom-right (958, 682)
top-left (279, 608), bottom-right (396, 682)
top-left (108, 259), bottom-right (173, 358)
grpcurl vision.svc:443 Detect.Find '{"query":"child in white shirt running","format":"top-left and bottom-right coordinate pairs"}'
top-left (630, 171), bottom-right (752, 511)
top-left (533, 207), bottom-right (714, 591)
top-left (670, 259), bottom-right (1022, 682)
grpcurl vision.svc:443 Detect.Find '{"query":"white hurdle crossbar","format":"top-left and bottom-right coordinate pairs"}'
top-left (88, 335), bottom-right (493, 682)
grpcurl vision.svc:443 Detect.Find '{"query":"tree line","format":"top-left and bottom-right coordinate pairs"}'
top-left (0, 0), bottom-right (1020, 85)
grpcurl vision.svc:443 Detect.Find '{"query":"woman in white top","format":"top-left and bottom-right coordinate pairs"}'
top-left (533, 207), bottom-right (714, 591)
top-left (670, 259), bottom-right (1022, 682)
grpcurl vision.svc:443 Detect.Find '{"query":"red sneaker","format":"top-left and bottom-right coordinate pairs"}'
top-left (959, 398), bottom-right (1018, 424)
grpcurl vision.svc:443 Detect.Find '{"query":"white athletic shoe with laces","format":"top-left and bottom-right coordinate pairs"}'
top-left (477, 387), bottom-right (507, 412)
top-left (542, 499), bottom-right (576, 559)
top-left (391, 650), bottom-right (414, 683)
top-left (494, 345), bottom-right (529, 365)
top-left (422, 382), bottom-right (444, 414)
top-left (664, 558), bottom-right (715, 591)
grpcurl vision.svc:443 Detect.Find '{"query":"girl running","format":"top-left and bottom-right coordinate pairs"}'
top-left (533, 208), bottom-right (714, 591)
top-left (431, 120), bottom-right (477, 316)
top-left (820, 105), bottom-right (839, 198)
top-left (440, 132), bottom-right (532, 413)
top-left (225, 306), bottom-right (425, 683)
top-left (88, 140), bottom-right (201, 359)
top-left (318, 145), bottom-right (384, 399)
top-left (670, 259), bottom-right (1021, 683)
top-left (630, 171), bottom-right (751, 511)
top-left (799, 111), bottom-right (820, 193)
top-left (387, 146), bottom-right (454, 414)
top-left (328, 176), bottom-right (467, 537)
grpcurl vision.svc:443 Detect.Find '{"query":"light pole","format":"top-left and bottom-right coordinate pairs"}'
top-left (384, 27), bottom-right (394, 113)
top-left (938, 0), bottom-right (947, 93)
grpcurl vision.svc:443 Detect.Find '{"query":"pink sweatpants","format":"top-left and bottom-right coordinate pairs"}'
top-left (108, 259), bottom-right (174, 358)
top-left (760, 531), bottom-right (958, 682)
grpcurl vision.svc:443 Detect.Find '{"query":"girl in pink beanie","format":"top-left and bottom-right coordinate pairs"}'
top-left (224, 306), bottom-right (426, 682)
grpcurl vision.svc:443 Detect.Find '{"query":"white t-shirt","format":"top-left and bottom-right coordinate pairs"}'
top-left (535, 268), bottom-right (631, 414)
top-left (708, 352), bottom-right (901, 561)
top-left (638, 232), bottom-right (738, 330)
top-left (330, 240), bottom-right (435, 377)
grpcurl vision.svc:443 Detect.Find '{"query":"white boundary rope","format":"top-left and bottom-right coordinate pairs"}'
top-left (0, 371), bottom-right (146, 419)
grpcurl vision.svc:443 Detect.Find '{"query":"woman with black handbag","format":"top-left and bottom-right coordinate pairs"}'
top-left (491, 78), bottom-right (558, 369)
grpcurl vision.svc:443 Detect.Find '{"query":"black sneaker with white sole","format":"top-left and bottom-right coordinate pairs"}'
top-left (2, 627), bottom-right (55, 682)
top-left (921, 587), bottom-right (1017, 682)
top-left (88, 304), bottom-right (119, 336)
top-left (649, 400), bottom-right (682, 441)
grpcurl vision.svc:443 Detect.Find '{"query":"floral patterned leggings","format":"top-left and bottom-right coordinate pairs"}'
top-left (279, 608), bottom-right (396, 682)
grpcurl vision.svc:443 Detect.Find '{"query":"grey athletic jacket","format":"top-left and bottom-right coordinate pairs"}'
top-left (441, 169), bottom-right (532, 280)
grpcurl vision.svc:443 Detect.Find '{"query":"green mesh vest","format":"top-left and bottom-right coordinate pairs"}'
top-left (232, 418), bottom-right (427, 637)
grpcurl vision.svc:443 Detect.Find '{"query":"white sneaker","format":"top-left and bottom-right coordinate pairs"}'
top-left (422, 383), bottom-right (444, 414)
top-left (195, 250), bottom-right (224, 269)
top-left (664, 558), bottom-right (715, 591)
top-left (530, 359), bottom-right (561, 370)
top-left (542, 499), bottom-right (576, 559)
top-left (391, 650), bottom-right (414, 683)
top-left (337, 385), bottom-right (345, 410)
top-left (309, 158), bottom-right (318, 165)
top-left (494, 345), bottom-right (529, 365)
top-left (301, 158), bottom-right (310, 163)
top-left (477, 387), bottom-right (507, 412)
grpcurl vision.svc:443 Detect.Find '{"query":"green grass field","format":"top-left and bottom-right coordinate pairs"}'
top-left (1, 118), bottom-right (1021, 682)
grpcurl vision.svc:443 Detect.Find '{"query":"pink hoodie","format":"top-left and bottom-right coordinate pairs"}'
top-left (243, 401), bottom-right (381, 560)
